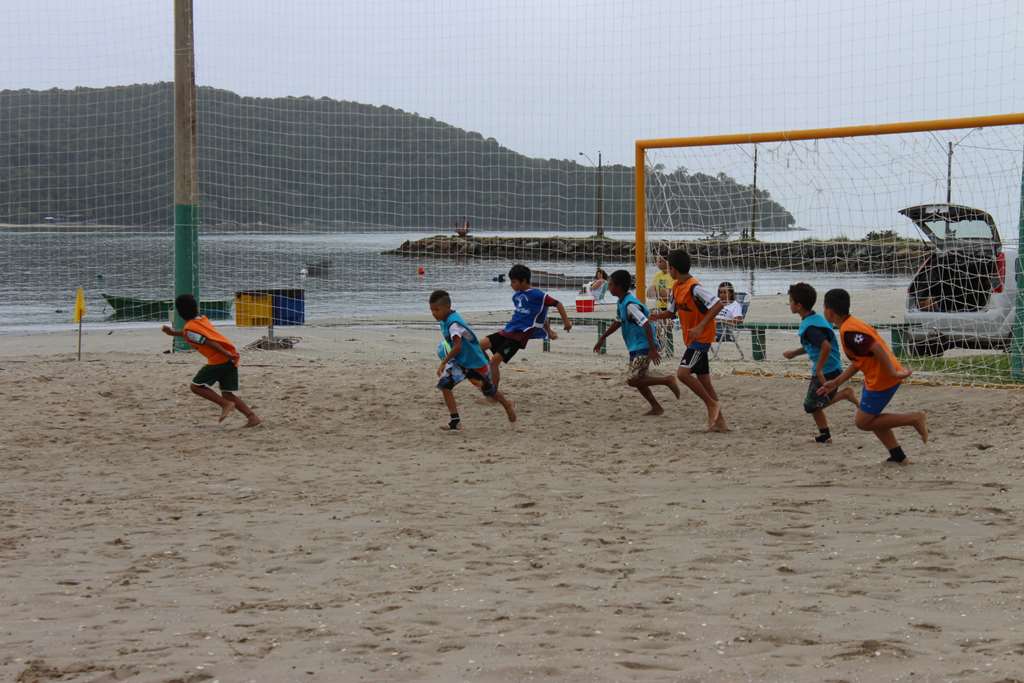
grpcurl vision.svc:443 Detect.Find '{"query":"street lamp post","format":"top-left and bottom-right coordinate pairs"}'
top-left (579, 151), bottom-right (604, 239)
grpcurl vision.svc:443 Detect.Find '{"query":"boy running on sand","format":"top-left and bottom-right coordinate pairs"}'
top-left (161, 294), bottom-right (261, 427)
top-left (481, 264), bottom-right (572, 388)
top-left (782, 282), bottom-right (856, 444)
top-left (650, 249), bottom-right (728, 431)
top-left (594, 270), bottom-right (680, 415)
top-left (818, 288), bottom-right (928, 463)
top-left (430, 290), bottom-right (516, 430)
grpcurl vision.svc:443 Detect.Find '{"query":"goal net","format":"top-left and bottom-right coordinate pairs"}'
top-left (636, 116), bottom-right (1024, 386)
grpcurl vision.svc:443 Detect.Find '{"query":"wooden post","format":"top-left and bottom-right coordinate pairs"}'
top-left (173, 0), bottom-right (199, 350)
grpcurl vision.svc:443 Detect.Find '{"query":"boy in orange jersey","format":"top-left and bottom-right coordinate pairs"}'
top-left (817, 288), bottom-right (927, 463)
top-left (161, 294), bottom-right (261, 427)
top-left (651, 249), bottom-right (727, 431)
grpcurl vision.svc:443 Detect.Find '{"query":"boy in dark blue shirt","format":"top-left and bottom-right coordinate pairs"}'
top-left (594, 270), bottom-right (680, 415)
top-left (782, 282), bottom-right (856, 443)
top-left (481, 263), bottom-right (572, 387)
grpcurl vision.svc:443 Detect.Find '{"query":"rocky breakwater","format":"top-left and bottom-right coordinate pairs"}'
top-left (384, 235), bottom-right (930, 274)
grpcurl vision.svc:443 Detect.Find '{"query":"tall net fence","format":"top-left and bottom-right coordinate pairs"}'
top-left (2, 0), bottom-right (1024, 373)
top-left (640, 122), bottom-right (1024, 385)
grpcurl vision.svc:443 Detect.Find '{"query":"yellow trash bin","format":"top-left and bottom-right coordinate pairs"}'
top-left (235, 291), bottom-right (272, 327)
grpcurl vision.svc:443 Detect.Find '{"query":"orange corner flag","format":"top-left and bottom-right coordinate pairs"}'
top-left (73, 287), bottom-right (86, 323)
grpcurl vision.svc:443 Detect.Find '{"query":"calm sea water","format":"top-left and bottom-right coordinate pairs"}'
top-left (0, 228), bottom-right (907, 332)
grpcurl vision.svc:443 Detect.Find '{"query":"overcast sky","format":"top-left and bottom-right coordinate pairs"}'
top-left (5, 0), bottom-right (1023, 166)
top-left (4, 1), bottom-right (1024, 232)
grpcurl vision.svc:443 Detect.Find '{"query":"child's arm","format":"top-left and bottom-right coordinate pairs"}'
top-left (690, 300), bottom-right (725, 337)
top-left (873, 343), bottom-right (912, 380)
top-left (554, 302), bottom-right (572, 332)
top-left (437, 335), bottom-right (463, 376)
top-left (649, 309), bottom-right (674, 321)
top-left (817, 363), bottom-right (859, 396)
top-left (206, 338), bottom-right (240, 366)
top-left (812, 340), bottom-right (832, 383)
top-left (782, 347), bottom-right (805, 360)
top-left (642, 321), bottom-right (661, 363)
top-left (161, 325), bottom-right (182, 337)
top-left (593, 320), bottom-right (621, 353)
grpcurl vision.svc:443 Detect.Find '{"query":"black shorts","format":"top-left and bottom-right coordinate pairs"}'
top-left (192, 362), bottom-right (239, 392)
top-left (486, 333), bottom-right (521, 363)
top-left (679, 344), bottom-right (710, 376)
top-left (804, 368), bottom-right (843, 413)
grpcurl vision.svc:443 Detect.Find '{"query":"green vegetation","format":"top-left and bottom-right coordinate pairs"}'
top-left (0, 84), bottom-right (794, 229)
top-left (906, 353), bottom-right (1019, 385)
top-left (795, 230), bottom-right (921, 244)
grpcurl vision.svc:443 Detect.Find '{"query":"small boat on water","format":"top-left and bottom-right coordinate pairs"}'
top-left (102, 294), bottom-right (233, 321)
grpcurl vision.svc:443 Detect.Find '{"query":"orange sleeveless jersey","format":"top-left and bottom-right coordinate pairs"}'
top-left (838, 315), bottom-right (905, 391)
top-left (182, 316), bottom-right (238, 365)
top-left (672, 277), bottom-right (717, 346)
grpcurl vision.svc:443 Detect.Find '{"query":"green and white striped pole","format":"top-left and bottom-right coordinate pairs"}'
top-left (1011, 143), bottom-right (1024, 379)
top-left (173, 0), bottom-right (199, 350)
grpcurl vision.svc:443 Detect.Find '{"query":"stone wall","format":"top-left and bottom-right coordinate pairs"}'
top-left (384, 235), bottom-right (929, 274)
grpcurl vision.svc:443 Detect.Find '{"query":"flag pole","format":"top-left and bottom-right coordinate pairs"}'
top-left (74, 286), bottom-right (86, 361)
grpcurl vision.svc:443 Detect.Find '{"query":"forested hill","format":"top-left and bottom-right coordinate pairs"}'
top-left (0, 83), bottom-right (795, 231)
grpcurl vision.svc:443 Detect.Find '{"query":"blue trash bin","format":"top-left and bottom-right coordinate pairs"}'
top-left (271, 289), bottom-right (304, 326)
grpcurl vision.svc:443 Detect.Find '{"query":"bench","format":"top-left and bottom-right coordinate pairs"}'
top-left (543, 316), bottom-right (908, 360)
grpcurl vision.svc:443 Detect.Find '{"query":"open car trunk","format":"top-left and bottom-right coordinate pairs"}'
top-left (901, 204), bottom-right (1002, 313)
top-left (908, 250), bottom-right (999, 312)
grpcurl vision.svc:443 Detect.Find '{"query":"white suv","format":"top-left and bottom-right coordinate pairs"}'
top-left (902, 203), bottom-right (1019, 356)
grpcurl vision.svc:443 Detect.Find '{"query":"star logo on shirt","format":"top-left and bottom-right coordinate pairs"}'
top-left (854, 333), bottom-right (865, 344)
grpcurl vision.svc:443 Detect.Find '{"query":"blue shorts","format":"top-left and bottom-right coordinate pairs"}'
top-left (859, 385), bottom-right (899, 415)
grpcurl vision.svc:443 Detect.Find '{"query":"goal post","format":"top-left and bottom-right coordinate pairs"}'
top-left (635, 112), bottom-right (1024, 385)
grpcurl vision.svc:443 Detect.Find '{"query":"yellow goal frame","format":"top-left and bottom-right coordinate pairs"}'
top-left (633, 112), bottom-right (1024, 301)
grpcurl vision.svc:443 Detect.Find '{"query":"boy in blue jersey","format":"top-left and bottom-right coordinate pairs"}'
top-left (480, 264), bottom-right (573, 388)
top-left (782, 282), bottom-right (857, 443)
top-left (430, 290), bottom-right (516, 430)
top-left (594, 270), bottom-right (680, 415)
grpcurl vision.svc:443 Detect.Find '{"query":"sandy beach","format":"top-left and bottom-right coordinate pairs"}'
top-left (2, 312), bottom-right (1023, 682)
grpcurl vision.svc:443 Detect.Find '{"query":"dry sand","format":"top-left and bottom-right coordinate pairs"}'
top-left (1, 314), bottom-right (1023, 682)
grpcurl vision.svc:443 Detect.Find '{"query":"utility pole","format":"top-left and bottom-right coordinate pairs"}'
top-left (580, 150), bottom-right (604, 268)
top-left (596, 151), bottom-right (604, 239)
top-left (947, 141), bottom-right (953, 203)
top-left (173, 0), bottom-right (199, 350)
top-left (750, 144), bottom-right (758, 241)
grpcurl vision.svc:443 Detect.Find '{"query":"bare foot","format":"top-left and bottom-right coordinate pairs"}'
top-left (244, 415), bottom-right (262, 428)
top-left (705, 400), bottom-right (721, 431)
top-left (218, 401), bottom-right (236, 423)
top-left (502, 399), bottom-right (517, 423)
top-left (645, 406), bottom-right (665, 416)
top-left (709, 412), bottom-right (731, 432)
top-left (668, 378), bottom-right (681, 399)
top-left (884, 457), bottom-right (912, 466)
top-left (914, 413), bottom-right (928, 444)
